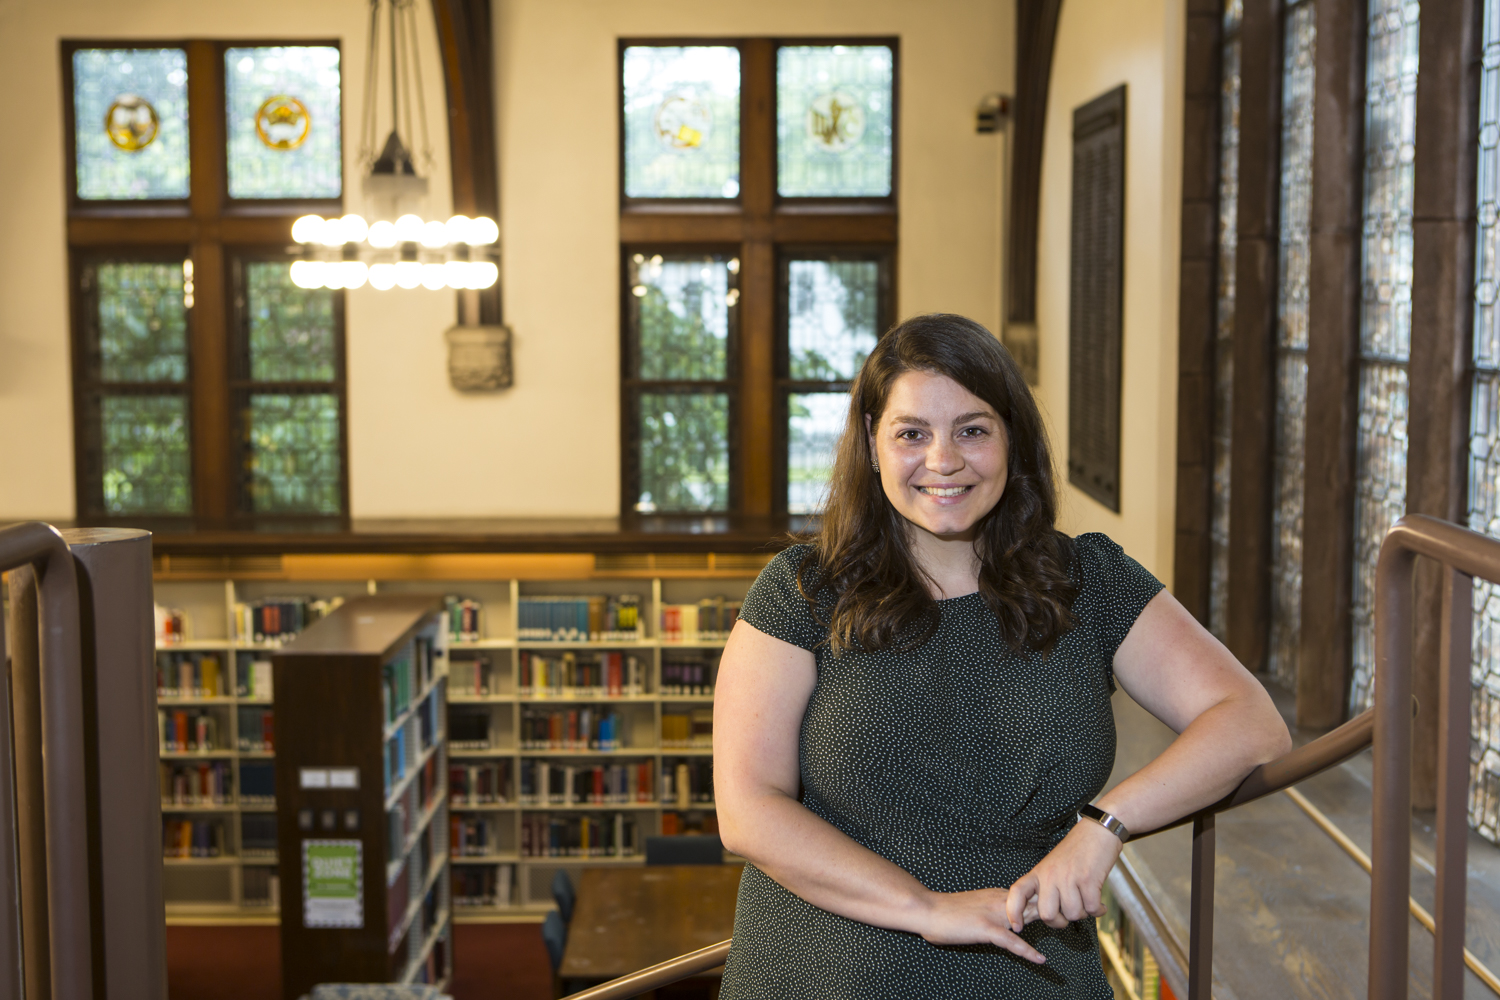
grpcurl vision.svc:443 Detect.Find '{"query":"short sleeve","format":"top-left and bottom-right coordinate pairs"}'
top-left (1073, 532), bottom-right (1165, 663)
top-left (738, 544), bottom-right (828, 652)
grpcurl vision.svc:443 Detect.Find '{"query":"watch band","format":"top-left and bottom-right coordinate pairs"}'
top-left (1078, 803), bottom-right (1130, 843)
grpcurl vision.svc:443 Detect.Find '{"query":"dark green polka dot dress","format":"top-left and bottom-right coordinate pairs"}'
top-left (718, 533), bottom-right (1164, 999)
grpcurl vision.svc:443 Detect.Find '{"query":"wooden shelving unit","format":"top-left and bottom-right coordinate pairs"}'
top-left (152, 554), bottom-right (762, 923)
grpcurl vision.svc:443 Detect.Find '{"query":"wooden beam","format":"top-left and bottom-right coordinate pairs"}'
top-left (1006, 0), bottom-right (1064, 324)
top-left (186, 41), bottom-right (231, 522)
top-left (1406, 0), bottom-right (1482, 808)
top-left (431, 0), bottom-right (501, 325)
top-left (1172, 0), bottom-right (1223, 625)
top-left (1298, 0), bottom-right (1366, 728)
top-left (1226, 0), bottom-right (1282, 674)
top-left (738, 39), bottom-right (776, 517)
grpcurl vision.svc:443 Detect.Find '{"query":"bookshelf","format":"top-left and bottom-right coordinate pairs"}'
top-left (271, 595), bottom-right (450, 996)
top-left (152, 553), bottom-right (763, 922)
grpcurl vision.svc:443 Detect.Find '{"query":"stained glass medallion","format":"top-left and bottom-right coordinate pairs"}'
top-left (777, 45), bottom-right (894, 198)
top-left (225, 46), bottom-right (341, 200)
top-left (73, 48), bottom-right (189, 200)
top-left (623, 46), bottom-right (741, 199)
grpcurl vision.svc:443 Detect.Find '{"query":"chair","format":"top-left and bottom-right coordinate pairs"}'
top-left (550, 868), bottom-right (576, 924)
top-left (541, 909), bottom-right (568, 973)
top-left (644, 834), bottom-right (723, 865)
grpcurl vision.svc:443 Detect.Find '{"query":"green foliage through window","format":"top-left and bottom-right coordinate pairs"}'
top-left (632, 255), bottom-right (733, 379)
top-left (246, 262), bottom-right (337, 381)
top-left (243, 394), bottom-right (342, 514)
top-left (637, 393), bottom-right (730, 513)
top-left (787, 259), bottom-right (879, 380)
top-left (101, 395), bottom-right (191, 515)
top-left (97, 262), bottom-right (188, 383)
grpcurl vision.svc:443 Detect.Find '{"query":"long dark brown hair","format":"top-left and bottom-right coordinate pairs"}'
top-left (798, 313), bottom-right (1077, 655)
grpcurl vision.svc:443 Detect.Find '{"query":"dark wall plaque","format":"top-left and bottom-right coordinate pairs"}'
top-left (1068, 85), bottom-right (1127, 513)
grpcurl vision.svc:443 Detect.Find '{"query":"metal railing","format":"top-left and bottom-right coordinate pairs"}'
top-left (558, 513), bottom-right (1498, 1000)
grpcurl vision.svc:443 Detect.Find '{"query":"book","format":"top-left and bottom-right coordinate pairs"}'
top-left (232, 595), bottom-right (343, 645)
top-left (445, 595), bottom-right (483, 642)
top-left (519, 812), bottom-right (639, 858)
top-left (661, 655), bottom-right (716, 695)
top-left (520, 705), bottom-right (625, 750)
top-left (660, 708), bottom-right (713, 749)
top-left (159, 760), bottom-right (232, 805)
top-left (660, 598), bottom-right (741, 642)
top-left (517, 595), bottom-right (644, 642)
top-left (519, 651), bottom-right (644, 698)
top-left (156, 653), bottom-right (229, 698)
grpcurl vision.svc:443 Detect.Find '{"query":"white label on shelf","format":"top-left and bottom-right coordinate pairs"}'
top-left (328, 767), bottom-right (360, 789)
top-left (299, 768), bottom-right (330, 789)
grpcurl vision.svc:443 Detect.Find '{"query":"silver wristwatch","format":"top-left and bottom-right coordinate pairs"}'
top-left (1078, 803), bottom-right (1130, 843)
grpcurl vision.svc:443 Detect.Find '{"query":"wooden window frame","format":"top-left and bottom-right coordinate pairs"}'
top-left (62, 38), bottom-right (348, 523)
top-left (617, 36), bottom-right (899, 518)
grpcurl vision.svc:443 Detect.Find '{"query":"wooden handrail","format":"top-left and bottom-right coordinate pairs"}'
top-left (563, 514), bottom-right (1500, 1000)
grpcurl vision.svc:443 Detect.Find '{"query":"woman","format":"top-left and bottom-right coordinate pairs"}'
top-left (713, 314), bottom-right (1290, 998)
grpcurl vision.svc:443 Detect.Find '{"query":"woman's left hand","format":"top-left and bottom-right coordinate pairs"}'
top-left (1004, 818), bottom-right (1124, 931)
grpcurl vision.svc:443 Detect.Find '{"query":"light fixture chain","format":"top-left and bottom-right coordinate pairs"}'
top-left (404, 0), bottom-right (436, 172)
top-left (360, 0), bottom-right (382, 169)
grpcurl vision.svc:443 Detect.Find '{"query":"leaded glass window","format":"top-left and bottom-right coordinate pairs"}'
top-left (1469, 0), bottom-right (1500, 842)
top-left (1268, 0), bottom-right (1317, 687)
top-left (1349, 0), bottom-right (1420, 714)
top-left (1209, 0), bottom-right (1243, 642)
top-left (776, 45), bottom-right (895, 198)
top-left (232, 260), bottom-right (345, 515)
top-left (76, 259), bottom-right (193, 516)
top-left (225, 46), bottom-right (342, 200)
top-left (622, 46), bottom-right (741, 200)
top-left (71, 48), bottom-right (190, 201)
top-left (626, 253), bottom-right (738, 512)
top-left (777, 254), bottom-right (889, 513)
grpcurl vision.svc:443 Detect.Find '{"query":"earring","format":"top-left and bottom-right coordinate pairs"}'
top-left (871, 460), bottom-right (881, 473)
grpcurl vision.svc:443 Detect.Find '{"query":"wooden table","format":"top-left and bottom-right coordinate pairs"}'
top-left (559, 865), bottom-right (743, 981)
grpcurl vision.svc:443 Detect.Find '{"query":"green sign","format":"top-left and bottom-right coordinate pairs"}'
top-left (303, 839), bottom-right (363, 928)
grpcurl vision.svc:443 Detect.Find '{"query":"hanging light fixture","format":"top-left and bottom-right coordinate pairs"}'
top-left (289, 0), bottom-right (497, 291)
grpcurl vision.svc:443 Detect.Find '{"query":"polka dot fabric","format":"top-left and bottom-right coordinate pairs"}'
top-left (719, 532), bottom-right (1164, 999)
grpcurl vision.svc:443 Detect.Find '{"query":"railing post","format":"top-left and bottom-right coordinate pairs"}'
top-left (64, 528), bottom-right (167, 1000)
top-left (1187, 811), bottom-right (1215, 1000)
top-left (1433, 567), bottom-right (1472, 999)
top-left (8, 567), bottom-right (53, 1000)
top-left (1372, 533), bottom-right (1418, 1000)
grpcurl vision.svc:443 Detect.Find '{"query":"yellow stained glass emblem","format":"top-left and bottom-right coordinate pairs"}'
top-left (655, 94), bottom-right (711, 150)
top-left (104, 95), bottom-right (160, 152)
top-left (255, 95), bottom-right (311, 150)
top-left (806, 92), bottom-right (865, 153)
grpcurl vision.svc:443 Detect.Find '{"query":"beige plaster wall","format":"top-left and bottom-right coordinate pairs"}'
top-left (1031, 0), bottom-right (1184, 585)
top-left (0, 0), bottom-right (1016, 520)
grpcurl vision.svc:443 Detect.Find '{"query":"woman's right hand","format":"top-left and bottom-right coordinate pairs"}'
top-left (917, 889), bottom-right (1047, 964)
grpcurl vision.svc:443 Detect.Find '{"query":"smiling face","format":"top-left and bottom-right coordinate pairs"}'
top-left (867, 370), bottom-right (1009, 542)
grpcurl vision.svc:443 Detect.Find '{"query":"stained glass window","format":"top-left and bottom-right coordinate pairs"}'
top-left (631, 256), bottom-right (733, 379)
top-left (627, 252), bottom-right (737, 513)
top-left (72, 48), bottom-right (189, 200)
top-left (80, 260), bottom-right (193, 517)
top-left (779, 255), bottom-right (886, 513)
top-left (787, 259), bottom-right (881, 380)
top-left (97, 262), bottom-right (189, 382)
top-left (242, 395), bottom-right (342, 514)
top-left (225, 46), bottom-right (341, 200)
top-left (638, 393), bottom-right (731, 512)
top-left (245, 262), bottom-right (337, 381)
top-left (1468, 0), bottom-right (1500, 842)
top-left (1348, 0), bottom-right (1420, 714)
top-left (622, 47), bottom-right (741, 199)
top-left (1268, 1), bottom-right (1316, 687)
top-left (233, 259), bottom-right (344, 515)
top-left (101, 396), bottom-right (192, 515)
top-left (777, 46), bottom-right (894, 198)
top-left (1209, 2), bottom-right (1243, 642)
